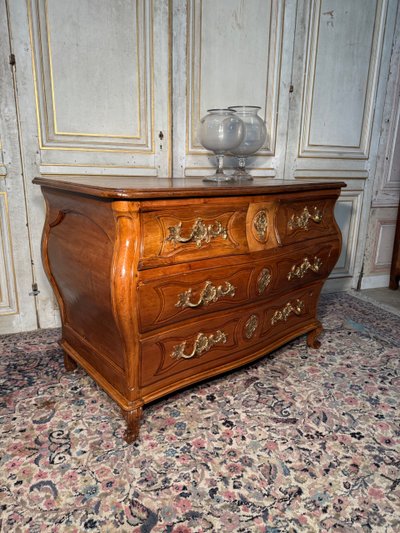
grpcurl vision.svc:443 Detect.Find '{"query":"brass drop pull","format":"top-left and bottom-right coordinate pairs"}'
top-left (271, 299), bottom-right (304, 325)
top-left (176, 280), bottom-right (236, 309)
top-left (171, 330), bottom-right (227, 360)
top-left (288, 206), bottom-right (323, 231)
top-left (257, 268), bottom-right (272, 295)
top-left (287, 256), bottom-right (322, 280)
top-left (166, 218), bottom-right (228, 248)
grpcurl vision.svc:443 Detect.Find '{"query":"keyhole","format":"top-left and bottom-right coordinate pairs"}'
top-left (158, 131), bottom-right (164, 140)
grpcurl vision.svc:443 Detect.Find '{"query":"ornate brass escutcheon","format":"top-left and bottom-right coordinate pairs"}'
top-left (288, 206), bottom-right (323, 231)
top-left (253, 210), bottom-right (268, 242)
top-left (171, 330), bottom-right (227, 360)
top-left (271, 299), bottom-right (305, 325)
top-left (257, 268), bottom-right (272, 295)
top-left (287, 256), bottom-right (322, 280)
top-left (166, 218), bottom-right (228, 248)
top-left (175, 280), bottom-right (236, 309)
top-left (244, 314), bottom-right (259, 339)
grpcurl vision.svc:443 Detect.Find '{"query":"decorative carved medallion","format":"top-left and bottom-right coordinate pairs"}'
top-left (271, 299), bottom-right (304, 325)
top-left (257, 268), bottom-right (272, 295)
top-left (288, 206), bottom-right (323, 231)
top-left (176, 280), bottom-right (236, 309)
top-left (253, 210), bottom-right (268, 242)
top-left (244, 314), bottom-right (259, 339)
top-left (171, 330), bottom-right (227, 360)
top-left (166, 218), bottom-right (228, 248)
top-left (287, 256), bottom-right (322, 280)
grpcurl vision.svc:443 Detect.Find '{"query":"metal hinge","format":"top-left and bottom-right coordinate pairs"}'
top-left (29, 283), bottom-right (40, 296)
top-left (9, 53), bottom-right (16, 66)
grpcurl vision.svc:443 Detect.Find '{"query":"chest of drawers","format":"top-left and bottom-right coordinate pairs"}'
top-left (34, 177), bottom-right (345, 442)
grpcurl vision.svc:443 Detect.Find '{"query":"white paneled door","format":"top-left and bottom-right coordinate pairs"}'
top-left (0, 0), bottom-right (37, 333)
top-left (3, 0), bottom-right (170, 332)
top-left (172, 0), bottom-right (297, 178)
top-left (285, 0), bottom-right (397, 290)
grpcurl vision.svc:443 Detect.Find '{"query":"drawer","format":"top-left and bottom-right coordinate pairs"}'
top-left (140, 284), bottom-right (322, 399)
top-left (272, 240), bottom-right (340, 292)
top-left (276, 198), bottom-right (338, 245)
top-left (137, 239), bottom-right (339, 332)
top-left (140, 205), bottom-right (249, 269)
top-left (138, 262), bottom-right (252, 332)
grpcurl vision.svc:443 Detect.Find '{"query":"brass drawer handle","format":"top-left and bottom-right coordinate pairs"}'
top-left (271, 299), bottom-right (304, 325)
top-left (171, 330), bottom-right (227, 360)
top-left (287, 256), bottom-right (322, 280)
top-left (257, 268), bottom-right (272, 295)
top-left (288, 206), bottom-right (323, 231)
top-left (176, 280), bottom-right (236, 309)
top-left (166, 218), bottom-right (228, 248)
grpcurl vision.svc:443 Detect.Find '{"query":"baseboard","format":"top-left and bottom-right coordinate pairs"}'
top-left (322, 277), bottom-right (353, 292)
top-left (360, 274), bottom-right (390, 290)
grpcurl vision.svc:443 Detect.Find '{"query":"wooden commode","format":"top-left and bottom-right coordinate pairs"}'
top-left (33, 177), bottom-right (345, 442)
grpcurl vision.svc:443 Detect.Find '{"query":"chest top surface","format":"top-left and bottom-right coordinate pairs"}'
top-left (33, 176), bottom-right (346, 200)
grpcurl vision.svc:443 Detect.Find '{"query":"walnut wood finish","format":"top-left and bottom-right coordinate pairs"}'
top-left (34, 176), bottom-right (345, 442)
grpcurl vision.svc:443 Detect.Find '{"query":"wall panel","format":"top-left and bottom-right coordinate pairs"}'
top-left (299, 0), bottom-right (386, 159)
top-left (0, 192), bottom-right (17, 315)
top-left (175, 0), bottom-right (292, 177)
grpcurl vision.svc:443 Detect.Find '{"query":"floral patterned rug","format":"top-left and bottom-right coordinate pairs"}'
top-left (0, 292), bottom-right (399, 532)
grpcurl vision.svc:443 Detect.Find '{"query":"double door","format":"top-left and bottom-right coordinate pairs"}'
top-left (0, 0), bottom-right (398, 333)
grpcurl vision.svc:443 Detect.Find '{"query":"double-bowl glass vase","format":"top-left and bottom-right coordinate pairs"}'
top-left (198, 108), bottom-right (244, 182)
top-left (228, 106), bottom-right (267, 181)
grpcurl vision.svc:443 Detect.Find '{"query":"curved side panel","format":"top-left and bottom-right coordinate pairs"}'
top-left (42, 188), bottom-right (125, 374)
top-left (111, 201), bottom-right (142, 406)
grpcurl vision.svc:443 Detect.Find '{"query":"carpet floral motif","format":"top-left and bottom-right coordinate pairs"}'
top-left (0, 293), bottom-right (399, 532)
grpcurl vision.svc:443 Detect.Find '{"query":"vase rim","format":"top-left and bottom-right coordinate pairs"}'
top-left (206, 108), bottom-right (236, 113)
top-left (228, 105), bottom-right (261, 111)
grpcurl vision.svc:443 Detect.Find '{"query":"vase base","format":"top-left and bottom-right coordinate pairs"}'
top-left (231, 170), bottom-right (253, 181)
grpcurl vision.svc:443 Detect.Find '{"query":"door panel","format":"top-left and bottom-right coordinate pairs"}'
top-left (300, 0), bottom-right (384, 158)
top-left (285, 0), bottom-right (397, 289)
top-left (0, 0), bottom-right (37, 333)
top-left (9, 0), bottom-right (170, 176)
top-left (173, 0), bottom-right (296, 178)
top-left (5, 0), bottom-right (170, 331)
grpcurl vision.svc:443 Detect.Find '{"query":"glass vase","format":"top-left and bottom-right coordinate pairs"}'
top-left (198, 109), bottom-right (244, 183)
top-left (228, 106), bottom-right (267, 181)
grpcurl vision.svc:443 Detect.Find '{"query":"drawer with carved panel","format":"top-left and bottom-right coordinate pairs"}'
top-left (276, 197), bottom-right (339, 245)
top-left (34, 176), bottom-right (345, 443)
top-left (139, 283), bottom-right (322, 400)
top-left (272, 239), bottom-right (341, 293)
top-left (139, 204), bottom-right (249, 269)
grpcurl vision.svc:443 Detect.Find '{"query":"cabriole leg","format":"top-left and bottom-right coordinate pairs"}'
top-left (63, 351), bottom-right (78, 371)
top-left (122, 405), bottom-right (143, 444)
top-left (307, 323), bottom-right (323, 349)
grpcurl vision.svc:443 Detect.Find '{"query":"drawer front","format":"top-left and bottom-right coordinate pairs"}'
top-left (140, 205), bottom-right (248, 269)
top-left (137, 261), bottom-right (258, 332)
top-left (137, 240), bottom-right (339, 332)
top-left (140, 284), bottom-right (321, 398)
top-left (276, 198), bottom-right (337, 245)
top-left (272, 240), bottom-right (340, 292)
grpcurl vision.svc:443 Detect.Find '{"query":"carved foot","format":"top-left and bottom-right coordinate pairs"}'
top-left (389, 275), bottom-right (399, 290)
top-left (122, 406), bottom-right (143, 444)
top-left (307, 323), bottom-right (323, 349)
top-left (63, 352), bottom-right (78, 371)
